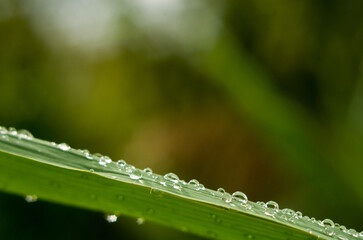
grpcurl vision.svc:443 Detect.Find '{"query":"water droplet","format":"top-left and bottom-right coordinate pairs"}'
top-left (325, 226), bottom-right (335, 236)
top-left (232, 191), bottom-right (248, 204)
top-left (348, 229), bottom-right (358, 237)
top-left (0, 126), bottom-right (8, 134)
top-left (222, 192), bottom-right (232, 203)
top-left (143, 168), bottom-right (153, 174)
top-left (25, 195), bottom-right (38, 203)
top-left (154, 175), bottom-right (166, 186)
top-left (264, 201), bottom-right (279, 217)
top-left (321, 219), bottom-right (334, 228)
top-left (295, 211), bottom-right (303, 218)
top-left (8, 127), bottom-right (18, 135)
top-left (164, 173), bottom-right (179, 183)
top-left (136, 218), bottom-right (144, 225)
top-left (83, 150), bottom-right (93, 160)
top-left (188, 179), bottom-right (200, 189)
top-left (117, 160), bottom-right (127, 169)
top-left (339, 225), bottom-right (347, 232)
top-left (58, 143), bottom-right (71, 151)
top-left (172, 182), bottom-right (182, 190)
top-left (17, 129), bottom-right (33, 139)
top-left (99, 156), bottom-right (112, 166)
top-left (266, 201), bottom-right (279, 210)
top-left (129, 168), bottom-right (142, 180)
top-left (217, 188), bottom-right (225, 194)
top-left (106, 214), bottom-right (118, 223)
top-left (90, 169), bottom-right (95, 172)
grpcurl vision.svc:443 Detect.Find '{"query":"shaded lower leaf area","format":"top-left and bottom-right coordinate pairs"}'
top-left (0, 127), bottom-right (361, 240)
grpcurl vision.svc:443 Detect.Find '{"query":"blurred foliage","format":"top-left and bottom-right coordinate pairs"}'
top-left (0, 0), bottom-right (362, 239)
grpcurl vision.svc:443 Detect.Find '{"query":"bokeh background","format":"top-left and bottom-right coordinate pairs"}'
top-left (0, 0), bottom-right (362, 239)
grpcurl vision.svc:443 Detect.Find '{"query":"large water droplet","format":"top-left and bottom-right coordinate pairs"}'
top-left (264, 201), bottom-right (279, 217)
top-left (82, 150), bottom-right (93, 160)
top-left (143, 168), bottom-right (153, 175)
top-left (348, 229), bottom-right (358, 237)
top-left (154, 175), bottom-right (166, 186)
top-left (106, 214), bottom-right (118, 223)
top-left (321, 219), bottom-right (334, 228)
top-left (188, 179), bottom-right (201, 190)
top-left (25, 195), bottom-right (38, 203)
top-left (129, 168), bottom-right (142, 180)
top-left (266, 201), bottom-right (279, 210)
top-left (0, 126), bottom-right (8, 134)
top-left (136, 218), bottom-right (144, 225)
top-left (295, 211), bottom-right (303, 219)
top-left (8, 127), bottom-right (18, 135)
top-left (232, 191), bottom-right (248, 204)
top-left (164, 173), bottom-right (179, 183)
top-left (99, 156), bottom-right (112, 166)
top-left (17, 129), bottom-right (34, 139)
top-left (58, 143), bottom-right (71, 151)
top-left (116, 160), bottom-right (126, 171)
top-left (222, 192), bottom-right (232, 203)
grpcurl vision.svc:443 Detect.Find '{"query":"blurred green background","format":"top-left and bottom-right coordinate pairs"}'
top-left (0, 0), bottom-right (362, 239)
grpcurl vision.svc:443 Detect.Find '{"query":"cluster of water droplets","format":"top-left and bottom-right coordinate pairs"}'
top-left (1, 126), bottom-right (362, 239)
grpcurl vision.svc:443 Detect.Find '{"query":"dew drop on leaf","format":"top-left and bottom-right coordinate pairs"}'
top-left (17, 129), bottom-right (34, 140)
top-left (143, 168), bottom-right (153, 175)
top-left (164, 173), bottom-right (179, 183)
top-left (136, 218), bottom-right (144, 225)
top-left (116, 160), bottom-right (127, 169)
top-left (58, 143), bottom-right (71, 151)
top-left (129, 168), bottom-right (142, 180)
top-left (321, 219), bottom-right (334, 228)
top-left (0, 126), bottom-right (8, 134)
top-left (266, 201), bottom-right (279, 211)
top-left (106, 214), bottom-right (118, 223)
top-left (232, 191), bottom-right (248, 204)
top-left (25, 195), bottom-right (38, 203)
top-left (222, 192), bottom-right (232, 203)
top-left (8, 127), bottom-right (18, 135)
top-left (98, 156), bottom-right (112, 166)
